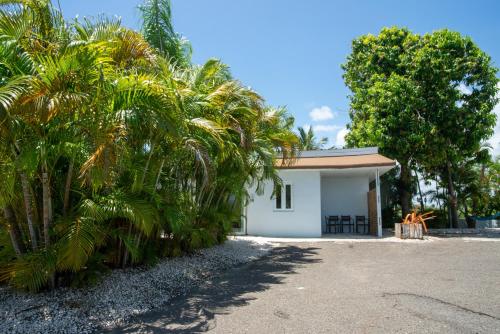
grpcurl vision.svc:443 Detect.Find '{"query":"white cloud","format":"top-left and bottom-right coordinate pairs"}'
top-left (312, 124), bottom-right (342, 132)
top-left (309, 105), bottom-right (336, 122)
top-left (334, 127), bottom-right (349, 148)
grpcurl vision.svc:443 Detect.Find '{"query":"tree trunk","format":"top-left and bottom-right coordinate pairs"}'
top-left (471, 196), bottom-right (479, 215)
top-left (42, 172), bottom-right (51, 247)
top-left (154, 158), bottom-right (165, 191)
top-left (20, 172), bottom-right (38, 250)
top-left (63, 160), bottom-right (74, 217)
top-left (3, 206), bottom-right (24, 256)
top-left (399, 163), bottom-right (412, 218)
top-left (435, 176), bottom-right (443, 213)
top-left (414, 169), bottom-right (425, 212)
top-left (463, 199), bottom-right (469, 219)
top-left (446, 161), bottom-right (459, 228)
top-left (141, 142), bottom-right (155, 188)
top-left (122, 222), bottom-right (133, 268)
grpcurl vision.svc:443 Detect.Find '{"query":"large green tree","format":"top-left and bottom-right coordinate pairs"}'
top-left (342, 27), bottom-right (498, 224)
top-left (411, 30), bottom-right (498, 226)
top-left (342, 27), bottom-right (422, 216)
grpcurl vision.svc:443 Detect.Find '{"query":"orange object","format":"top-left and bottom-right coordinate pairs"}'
top-left (401, 210), bottom-right (434, 233)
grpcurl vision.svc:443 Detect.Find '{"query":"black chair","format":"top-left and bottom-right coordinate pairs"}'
top-left (355, 215), bottom-right (369, 234)
top-left (326, 215), bottom-right (339, 234)
top-left (341, 215), bottom-right (354, 233)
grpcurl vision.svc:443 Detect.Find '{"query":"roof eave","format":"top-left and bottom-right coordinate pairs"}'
top-left (276, 162), bottom-right (397, 170)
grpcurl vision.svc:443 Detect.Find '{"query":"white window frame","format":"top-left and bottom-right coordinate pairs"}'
top-left (273, 183), bottom-right (294, 211)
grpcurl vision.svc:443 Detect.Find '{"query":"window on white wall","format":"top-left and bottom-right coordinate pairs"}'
top-left (275, 185), bottom-right (282, 209)
top-left (285, 184), bottom-right (292, 209)
top-left (274, 183), bottom-right (293, 210)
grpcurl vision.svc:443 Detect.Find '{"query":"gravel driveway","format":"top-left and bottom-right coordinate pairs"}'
top-left (110, 237), bottom-right (500, 333)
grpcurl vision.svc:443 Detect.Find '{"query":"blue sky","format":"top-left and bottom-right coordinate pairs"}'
top-left (60, 0), bottom-right (500, 152)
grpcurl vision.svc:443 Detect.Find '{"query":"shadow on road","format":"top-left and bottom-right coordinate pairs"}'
top-left (107, 245), bottom-right (320, 333)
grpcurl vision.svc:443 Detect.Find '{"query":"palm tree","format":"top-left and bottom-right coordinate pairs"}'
top-left (297, 126), bottom-right (328, 150)
top-left (0, 0), bottom-right (300, 292)
top-left (139, 0), bottom-right (191, 67)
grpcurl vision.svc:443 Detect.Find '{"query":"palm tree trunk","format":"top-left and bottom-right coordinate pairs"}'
top-left (42, 172), bottom-right (51, 247)
top-left (122, 222), bottom-right (133, 268)
top-left (446, 161), bottom-right (459, 228)
top-left (63, 160), bottom-right (74, 217)
top-left (154, 158), bottom-right (165, 191)
top-left (43, 171), bottom-right (55, 289)
top-left (3, 205), bottom-right (24, 256)
top-left (141, 141), bottom-right (155, 187)
top-left (20, 172), bottom-right (38, 250)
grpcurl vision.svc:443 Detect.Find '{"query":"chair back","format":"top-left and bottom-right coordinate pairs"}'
top-left (341, 215), bottom-right (351, 223)
top-left (328, 215), bottom-right (339, 223)
top-left (355, 215), bottom-right (366, 224)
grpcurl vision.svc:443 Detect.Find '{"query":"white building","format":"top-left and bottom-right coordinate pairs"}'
top-left (242, 147), bottom-right (396, 238)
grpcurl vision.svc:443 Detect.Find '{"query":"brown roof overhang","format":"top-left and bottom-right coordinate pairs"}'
top-left (276, 154), bottom-right (396, 169)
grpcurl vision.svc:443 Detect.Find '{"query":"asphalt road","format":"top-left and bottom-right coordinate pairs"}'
top-left (110, 238), bottom-right (500, 333)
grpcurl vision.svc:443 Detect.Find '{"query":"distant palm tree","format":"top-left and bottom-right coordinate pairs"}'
top-left (297, 126), bottom-right (328, 150)
top-left (139, 0), bottom-right (192, 67)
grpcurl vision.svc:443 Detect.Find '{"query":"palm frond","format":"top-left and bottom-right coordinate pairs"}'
top-left (57, 217), bottom-right (105, 272)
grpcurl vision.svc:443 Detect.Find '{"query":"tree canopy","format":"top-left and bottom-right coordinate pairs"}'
top-left (343, 27), bottom-right (498, 224)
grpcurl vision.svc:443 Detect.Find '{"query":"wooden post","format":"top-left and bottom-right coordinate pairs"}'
top-left (402, 224), bottom-right (409, 239)
top-left (395, 223), bottom-right (401, 239)
top-left (375, 168), bottom-right (382, 237)
top-left (396, 223), bottom-right (423, 239)
top-left (415, 224), bottom-right (423, 239)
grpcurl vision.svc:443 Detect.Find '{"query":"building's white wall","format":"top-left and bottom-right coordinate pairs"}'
top-left (320, 175), bottom-right (369, 231)
top-left (246, 170), bottom-right (322, 237)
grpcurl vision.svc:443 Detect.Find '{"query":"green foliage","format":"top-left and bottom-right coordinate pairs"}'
top-left (297, 126), bottom-right (328, 150)
top-left (1, 249), bottom-right (57, 292)
top-left (139, 0), bottom-right (191, 67)
top-left (343, 27), bottom-right (499, 223)
top-left (0, 0), bottom-right (299, 292)
top-left (68, 253), bottom-right (109, 288)
top-left (0, 227), bottom-right (15, 264)
top-left (456, 156), bottom-right (500, 217)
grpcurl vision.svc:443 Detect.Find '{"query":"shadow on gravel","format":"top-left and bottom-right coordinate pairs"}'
top-left (107, 245), bottom-right (320, 334)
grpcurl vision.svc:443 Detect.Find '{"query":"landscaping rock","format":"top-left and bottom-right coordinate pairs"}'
top-left (0, 238), bottom-right (272, 334)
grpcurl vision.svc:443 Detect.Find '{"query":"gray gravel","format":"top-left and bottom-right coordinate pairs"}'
top-left (0, 238), bottom-right (272, 334)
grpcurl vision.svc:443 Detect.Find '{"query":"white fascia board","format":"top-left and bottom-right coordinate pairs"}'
top-left (283, 147), bottom-right (379, 158)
